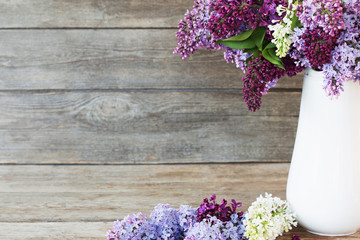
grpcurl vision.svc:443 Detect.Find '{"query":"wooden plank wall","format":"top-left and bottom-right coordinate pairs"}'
top-left (0, 1), bottom-right (309, 239)
top-left (0, 0), bottom-right (303, 165)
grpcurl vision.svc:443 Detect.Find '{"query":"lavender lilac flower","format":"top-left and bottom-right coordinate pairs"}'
top-left (174, 0), bottom-right (303, 111)
top-left (291, 0), bottom-right (360, 97)
top-left (106, 195), bottom-right (246, 240)
top-left (184, 214), bottom-right (247, 240)
top-left (107, 195), bottom-right (300, 240)
top-left (174, 0), bottom-right (360, 110)
top-left (106, 204), bottom-right (196, 240)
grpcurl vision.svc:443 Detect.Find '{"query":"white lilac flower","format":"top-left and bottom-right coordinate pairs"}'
top-left (268, 0), bottom-right (298, 58)
top-left (243, 193), bottom-right (297, 240)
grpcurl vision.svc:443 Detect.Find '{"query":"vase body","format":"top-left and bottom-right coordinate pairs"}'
top-left (287, 68), bottom-right (360, 236)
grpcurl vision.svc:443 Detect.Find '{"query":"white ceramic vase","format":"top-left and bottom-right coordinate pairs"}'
top-left (287, 68), bottom-right (360, 236)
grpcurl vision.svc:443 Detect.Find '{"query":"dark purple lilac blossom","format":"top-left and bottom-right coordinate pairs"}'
top-left (186, 195), bottom-right (247, 240)
top-left (106, 195), bottom-right (301, 239)
top-left (184, 214), bottom-right (247, 240)
top-left (174, 0), bottom-right (303, 111)
top-left (292, 0), bottom-right (360, 97)
top-left (175, 0), bottom-right (360, 110)
top-left (292, 234), bottom-right (301, 240)
top-left (196, 194), bottom-right (243, 222)
top-left (297, 28), bottom-right (338, 70)
top-left (107, 196), bottom-right (247, 240)
top-left (242, 54), bottom-right (304, 111)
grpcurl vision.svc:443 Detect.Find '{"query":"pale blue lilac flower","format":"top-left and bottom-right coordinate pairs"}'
top-left (224, 48), bottom-right (249, 73)
top-left (178, 204), bottom-right (197, 233)
top-left (184, 214), bottom-right (246, 240)
top-left (106, 204), bottom-right (198, 240)
top-left (263, 78), bottom-right (279, 95)
top-left (106, 212), bottom-right (151, 240)
top-left (150, 204), bottom-right (184, 239)
top-left (184, 216), bottom-right (224, 240)
top-left (107, 195), bottom-right (300, 239)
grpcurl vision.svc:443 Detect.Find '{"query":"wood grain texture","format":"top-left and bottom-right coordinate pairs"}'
top-left (0, 223), bottom-right (358, 240)
top-left (0, 222), bottom-right (111, 240)
top-left (1, 164), bottom-right (359, 239)
top-left (0, 1), bottom-right (343, 240)
top-left (0, 0), bottom-right (193, 28)
top-left (0, 164), bottom-right (289, 221)
top-left (0, 91), bottom-right (300, 164)
top-left (281, 228), bottom-right (360, 240)
top-left (0, 29), bottom-right (304, 90)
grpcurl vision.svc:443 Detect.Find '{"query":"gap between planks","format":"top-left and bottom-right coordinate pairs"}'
top-left (0, 27), bottom-right (178, 30)
top-left (0, 161), bottom-right (291, 166)
top-left (0, 88), bottom-right (302, 93)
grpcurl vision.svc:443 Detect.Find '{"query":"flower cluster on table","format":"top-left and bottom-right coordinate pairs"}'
top-left (106, 193), bottom-right (300, 240)
top-left (174, 0), bottom-right (360, 111)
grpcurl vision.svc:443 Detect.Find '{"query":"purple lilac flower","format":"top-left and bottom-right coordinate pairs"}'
top-left (291, 0), bottom-right (360, 97)
top-left (321, 1), bottom-right (360, 96)
top-left (184, 215), bottom-right (247, 240)
top-left (196, 194), bottom-right (243, 222)
top-left (174, 0), bottom-right (288, 60)
top-left (223, 48), bottom-right (249, 73)
top-left (299, 28), bottom-right (338, 70)
top-left (184, 216), bottom-right (224, 240)
top-left (150, 204), bottom-right (184, 239)
top-left (178, 205), bottom-right (197, 233)
top-left (106, 204), bottom-right (198, 240)
top-left (292, 234), bottom-right (301, 240)
top-left (173, 0), bottom-right (245, 60)
top-left (299, 0), bottom-right (344, 37)
top-left (106, 212), bottom-right (151, 240)
top-left (242, 54), bottom-right (304, 111)
top-left (174, 0), bottom-right (303, 111)
top-left (292, 0), bottom-right (342, 70)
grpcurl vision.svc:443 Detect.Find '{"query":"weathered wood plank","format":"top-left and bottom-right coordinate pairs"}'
top-left (280, 228), bottom-right (360, 240)
top-left (0, 164), bottom-right (359, 239)
top-left (0, 164), bottom-right (289, 221)
top-left (0, 91), bottom-right (300, 164)
top-left (0, 30), bottom-right (304, 90)
top-left (279, 229), bottom-right (360, 240)
top-left (0, 222), bottom-right (358, 240)
top-left (0, 222), bottom-right (111, 240)
top-left (0, 0), bottom-right (193, 28)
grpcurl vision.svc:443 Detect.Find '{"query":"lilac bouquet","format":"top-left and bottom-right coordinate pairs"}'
top-left (174, 0), bottom-right (360, 111)
top-left (106, 194), bottom-right (299, 240)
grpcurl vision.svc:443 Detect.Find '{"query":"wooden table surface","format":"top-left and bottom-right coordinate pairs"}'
top-left (1, 163), bottom-right (359, 239)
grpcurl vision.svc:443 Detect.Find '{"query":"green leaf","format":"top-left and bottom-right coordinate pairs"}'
top-left (246, 56), bottom-right (251, 65)
top-left (252, 49), bottom-right (260, 58)
top-left (268, 48), bottom-right (285, 69)
top-left (268, 48), bottom-right (279, 60)
top-left (245, 50), bottom-right (261, 65)
top-left (264, 42), bottom-right (276, 50)
top-left (262, 48), bottom-right (285, 70)
top-left (291, 15), bottom-right (301, 30)
top-left (250, 27), bottom-right (266, 50)
top-left (222, 29), bottom-right (254, 42)
top-left (243, 48), bottom-right (258, 53)
top-left (217, 38), bottom-right (256, 49)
